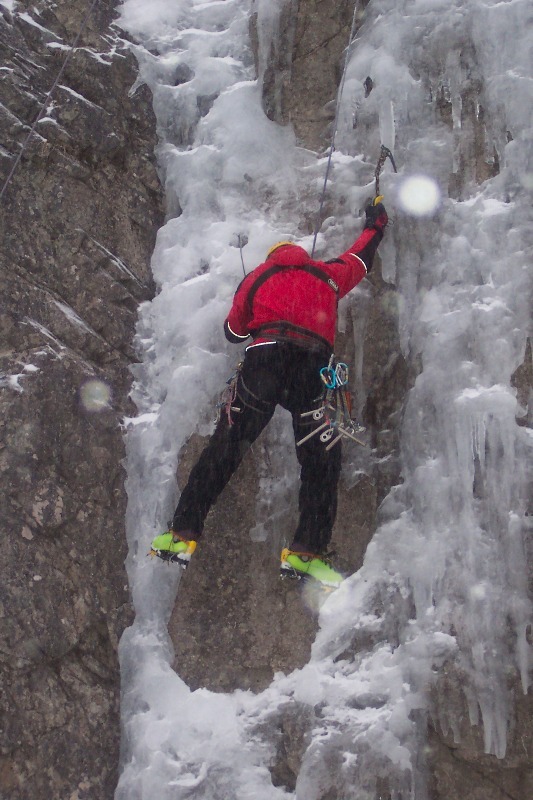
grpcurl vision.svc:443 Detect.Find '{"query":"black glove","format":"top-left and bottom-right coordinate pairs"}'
top-left (364, 195), bottom-right (388, 232)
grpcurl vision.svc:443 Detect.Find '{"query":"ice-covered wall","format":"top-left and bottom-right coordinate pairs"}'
top-left (117, 0), bottom-right (532, 798)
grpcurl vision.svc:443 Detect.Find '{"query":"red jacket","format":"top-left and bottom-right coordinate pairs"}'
top-left (224, 227), bottom-right (383, 351)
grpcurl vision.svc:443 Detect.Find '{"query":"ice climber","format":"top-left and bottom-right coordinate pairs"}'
top-left (151, 198), bottom-right (388, 589)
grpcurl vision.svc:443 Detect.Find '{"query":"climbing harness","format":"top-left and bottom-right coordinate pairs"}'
top-left (374, 144), bottom-right (398, 197)
top-left (245, 262), bottom-right (339, 316)
top-left (296, 355), bottom-right (366, 451)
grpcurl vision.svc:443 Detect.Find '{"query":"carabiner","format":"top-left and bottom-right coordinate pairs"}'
top-left (335, 363), bottom-right (349, 386)
top-left (320, 366), bottom-right (336, 389)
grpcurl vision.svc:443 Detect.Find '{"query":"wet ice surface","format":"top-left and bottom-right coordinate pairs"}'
top-left (116, 0), bottom-right (532, 797)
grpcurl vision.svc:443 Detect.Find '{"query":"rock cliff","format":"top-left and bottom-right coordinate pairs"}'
top-left (0, 1), bottom-right (162, 797)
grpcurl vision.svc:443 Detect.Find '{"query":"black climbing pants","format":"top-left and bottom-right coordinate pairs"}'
top-left (172, 342), bottom-right (342, 554)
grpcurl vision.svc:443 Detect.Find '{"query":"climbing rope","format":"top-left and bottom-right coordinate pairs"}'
top-left (311, 3), bottom-right (399, 257)
top-left (0, 0), bottom-right (100, 203)
top-left (311, 1), bottom-right (360, 257)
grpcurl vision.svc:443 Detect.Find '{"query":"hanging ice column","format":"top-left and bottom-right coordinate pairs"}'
top-left (297, 0), bottom-right (532, 791)
top-left (116, 0), bottom-right (532, 797)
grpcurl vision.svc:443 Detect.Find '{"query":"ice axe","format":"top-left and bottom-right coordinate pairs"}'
top-left (374, 144), bottom-right (397, 198)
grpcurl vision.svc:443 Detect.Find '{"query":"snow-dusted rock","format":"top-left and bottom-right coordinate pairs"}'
top-left (0, 1), bottom-right (163, 798)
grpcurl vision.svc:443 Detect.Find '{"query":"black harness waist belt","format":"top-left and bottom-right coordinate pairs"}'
top-left (251, 322), bottom-right (332, 353)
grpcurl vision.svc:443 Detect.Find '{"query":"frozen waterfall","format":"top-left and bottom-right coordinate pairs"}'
top-left (116, 1), bottom-right (532, 798)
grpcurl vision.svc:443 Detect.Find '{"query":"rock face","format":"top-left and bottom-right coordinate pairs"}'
top-left (0, 2), bottom-right (162, 798)
top-left (426, 689), bottom-right (533, 800)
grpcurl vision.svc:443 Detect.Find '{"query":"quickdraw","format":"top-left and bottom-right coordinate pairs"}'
top-left (375, 144), bottom-right (398, 197)
top-left (320, 361), bottom-right (349, 390)
top-left (297, 355), bottom-right (366, 451)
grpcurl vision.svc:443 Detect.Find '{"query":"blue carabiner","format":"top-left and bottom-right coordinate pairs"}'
top-left (320, 366), bottom-right (336, 389)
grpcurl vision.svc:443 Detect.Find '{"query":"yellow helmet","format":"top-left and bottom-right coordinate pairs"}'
top-left (266, 241), bottom-right (296, 259)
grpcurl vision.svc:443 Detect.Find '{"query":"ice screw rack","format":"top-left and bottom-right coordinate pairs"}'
top-left (296, 356), bottom-right (367, 450)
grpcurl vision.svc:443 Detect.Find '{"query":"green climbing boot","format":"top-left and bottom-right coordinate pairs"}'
top-left (280, 547), bottom-right (343, 590)
top-left (149, 531), bottom-right (197, 568)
